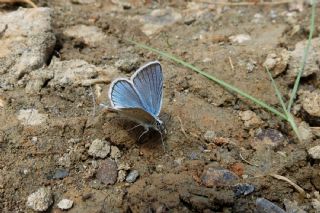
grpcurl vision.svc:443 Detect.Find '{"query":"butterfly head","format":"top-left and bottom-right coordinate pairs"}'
top-left (154, 119), bottom-right (166, 134)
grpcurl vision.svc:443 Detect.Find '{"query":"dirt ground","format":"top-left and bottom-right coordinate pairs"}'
top-left (1, 0), bottom-right (320, 212)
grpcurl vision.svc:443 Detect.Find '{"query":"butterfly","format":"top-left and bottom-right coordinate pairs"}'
top-left (107, 61), bottom-right (165, 142)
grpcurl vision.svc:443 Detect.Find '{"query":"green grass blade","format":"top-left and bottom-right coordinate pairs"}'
top-left (126, 39), bottom-right (287, 120)
top-left (265, 66), bottom-right (287, 113)
top-left (287, 0), bottom-right (316, 112)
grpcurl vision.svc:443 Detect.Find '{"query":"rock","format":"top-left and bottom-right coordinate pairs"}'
top-left (0, 7), bottom-right (56, 89)
top-left (138, 7), bottom-right (182, 36)
top-left (301, 90), bottom-right (320, 126)
top-left (263, 50), bottom-right (289, 77)
top-left (256, 198), bottom-right (285, 213)
top-left (308, 145), bottom-right (320, 160)
top-left (201, 168), bottom-right (238, 187)
top-left (26, 58), bottom-right (105, 93)
top-left (229, 34), bottom-right (251, 43)
top-left (233, 183), bottom-right (255, 197)
top-left (126, 170), bottom-right (139, 183)
top-left (110, 146), bottom-right (121, 159)
top-left (17, 109), bottom-right (47, 126)
top-left (47, 168), bottom-right (69, 180)
top-left (239, 110), bottom-right (263, 129)
top-left (117, 170), bottom-right (126, 182)
top-left (114, 55), bottom-right (139, 73)
top-left (26, 187), bottom-right (53, 212)
top-left (96, 159), bottom-right (118, 185)
top-left (283, 199), bottom-right (306, 213)
top-left (88, 139), bottom-right (111, 158)
top-left (203, 130), bottom-right (216, 142)
top-left (287, 37), bottom-right (320, 82)
top-left (64, 25), bottom-right (106, 47)
top-left (253, 128), bottom-right (286, 149)
top-left (298, 121), bottom-right (313, 143)
top-left (57, 154), bottom-right (72, 168)
top-left (57, 198), bottom-right (73, 210)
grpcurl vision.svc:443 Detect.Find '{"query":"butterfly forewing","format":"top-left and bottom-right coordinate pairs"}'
top-left (110, 79), bottom-right (145, 109)
top-left (132, 62), bottom-right (163, 116)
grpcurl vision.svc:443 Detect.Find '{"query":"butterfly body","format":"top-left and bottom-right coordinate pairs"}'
top-left (108, 61), bottom-right (164, 134)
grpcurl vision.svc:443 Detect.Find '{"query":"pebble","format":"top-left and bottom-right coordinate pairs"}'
top-left (253, 128), bottom-right (286, 149)
top-left (256, 198), bottom-right (286, 213)
top-left (96, 159), bottom-right (118, 185)
top-left (308, 145), bottom-right (320, 160)
top-left (57, 198), bottom-right (73, 210)
top-left (114, 55), bottom-right (139, 73)
top-left (0, 7), bottom-right (56, 89)
top-left (263, 50), bottom-right (289, 77)
top-left (88, 139), bottom-right (111, 158)
top-left (201, 168), bottom-right (238, 187)
top-left (301, 90), bottom-right (320, 126)
top-left (229, 34), bottom-right (251, 43)
top-left (283, 199), bottom-right (306, 213)
top-left (48, 168), bottom-right (69, 180)
top-left (203, 130), bottom-right (216, 142)
top-left (26, 187), bottom-right (53, 212)
top-left (126, 170), bottom-right (139, 183)
top-left (239, 110), bottom-right (263, 129)
top-left (298, 121), bottom-right (313, 143)
top-left (117, 170), bottom-right (127, 182)
top-left (233, 183), bottom-right (255, 197)
top-left (110, 146), bottom-right (121, 159)
top-left (287, 37), bottom-right (320, 83)
top-left (138, 7), bottom-right (182, 36)
top-left (63, 25), bottom-right (106, 47)
top-left (17, 109), bottom-right (48, 126)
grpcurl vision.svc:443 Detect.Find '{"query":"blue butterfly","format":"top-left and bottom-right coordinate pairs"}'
top-left (107, 61), bottom-right (165, 141)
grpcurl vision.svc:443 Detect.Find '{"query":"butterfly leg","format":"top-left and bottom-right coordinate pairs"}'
top-left (127, 124), bottom-right (142, 131)
top-left (138, 127), bottom-right (149, 142)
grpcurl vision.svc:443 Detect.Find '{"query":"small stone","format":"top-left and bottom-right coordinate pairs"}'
top-left (287, 37), bottom-right (320, 82)
top-left (283, 199), bottom-right (306, 213)
top-left (308, 145), bottom-right (320, 160)
top-left (126, 170), bottom-right (139, 183)
top-left (64, 25), bottom-right (106, 47)
top-left (88, 139), bottom-right (110, 158)
top-left (96, 159), bottom-right (118, 185)
top-left (203, 130), bottom-right (216, 142)
top-left (115, 56), bottom-right (139, 73)
top-left (57, 154), bottom-right (71, 168)
top-left (139, 7), bottom-right (182, 36)
top-left (233, 183), bottom-right (255, 197)
top-left (17, 109), bottom-right (47, 126)
top-left (253, 128), bottom-right (286, 149)
top-left (256, 198), bottom-right (286, 213)
top-left (27, 187), bottom-right (53, 211)
top-left (263, 50), bottom-right (289, 77)
top-left (301, 90), bottom-right (320, 126)
top-left (47, 168), bottom-right (69, 180)
top-left (110, 146), bottom-right (121, 159)
top-left (239, 110), bottom-right (263, 128)
top-left (57, 199), bottom-right (73, 210)
top-left (201, 168), bottom-right (238, 187)
top-left (229, 34), bottom-right (251, 43)
top-left (117, 170), bottom-right (127, 182)
top-left (298, 121), bottom-right (313, 143)
top-left (117, 162), bottom-right (131, 170)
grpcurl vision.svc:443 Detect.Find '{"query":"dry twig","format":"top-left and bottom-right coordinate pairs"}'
top-left (270, 173), bottom-right (309, 198)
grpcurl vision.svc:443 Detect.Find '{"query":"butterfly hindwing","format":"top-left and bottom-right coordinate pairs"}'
top-left (132, 61), bottom-right (163, 116)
